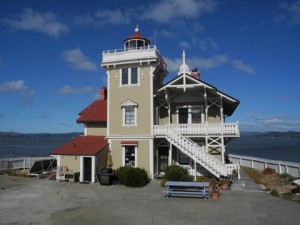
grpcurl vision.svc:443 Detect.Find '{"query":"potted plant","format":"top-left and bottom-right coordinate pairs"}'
top-left (209, 178), bottom-right (220, 199)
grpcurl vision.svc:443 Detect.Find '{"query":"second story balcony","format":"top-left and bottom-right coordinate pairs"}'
top-left (154, 122), bottom-right (240, 137)
top-left (101, 45), bottom-right (166, 66)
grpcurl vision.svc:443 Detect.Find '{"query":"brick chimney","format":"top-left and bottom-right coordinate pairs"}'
top-left (100, 87), bottom-right (107, 100)
top-left (191, 68), bottom-right (200, 80)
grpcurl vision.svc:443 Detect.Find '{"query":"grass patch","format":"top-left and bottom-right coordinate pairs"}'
top-left (242, 167), bottom-right (265, 185)
top-left (0, 169), bottom-right (28, 177)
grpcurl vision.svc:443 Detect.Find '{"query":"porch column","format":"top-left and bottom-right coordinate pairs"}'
top-left (80, 156), bottom-right (84, 182)
top-left (168, 143), bottom-right (172, 166)
top-left (221, 137), bottom-right (225, 164)
top-left (91, 156), bottom-right (96, 183)
top-left (204, 87), bottom-right (208, 123)
top-left (220, 96), bottom-right (224, 124)
top-left (149, 139), bottom-right (154, 179)
top-left (165, 89), bottom-right (171, 124)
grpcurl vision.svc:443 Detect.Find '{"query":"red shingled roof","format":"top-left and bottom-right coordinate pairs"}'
top-left (77, 99), bottom-right (107, 123)
top-left (51, 136), bottom-right (108, 156)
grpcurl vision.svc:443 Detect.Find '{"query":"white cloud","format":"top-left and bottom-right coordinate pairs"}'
top-left (38, 113), bottom-right (49, 119)
top-left (231, 60), bottom-right (254, 74)
top-left (143, 0), bottom-right (217, 23)
top-left (74, 9), bottom-right (132, 27)
top-left (95, 9), bottom-right (132, 25)
top-left (61, 48), bottom-right (97, 71)
top-left (178, 41), bottom-right (191, 49)
top-left (190, 54), bottom-right (230, 69)
top-left (244, 113), bottom-right (300, 131)
top-left (57, 85), bottom-right (95, 95)
top-left (0, 80), bottom-right (28, 92)
top-left (2, 8), bottom-right (69, 38)
top-left (279, 0), bottom-right (300, 25)
top-left (165, 54), bottom-right (229, 72)
top-left (0, 80), bottom-right (35, 105)
top-left (165, 54), bottom-right (254, 75)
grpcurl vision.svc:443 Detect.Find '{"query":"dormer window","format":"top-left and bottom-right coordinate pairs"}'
top-left (121, 67), bottom-right (138, 86)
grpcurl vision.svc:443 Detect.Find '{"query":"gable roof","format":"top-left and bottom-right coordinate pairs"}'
top-left (51, 135), bottom-right (108, 156)
top-left (77, 99), bottom-right (107, 123)
top-left (155, 73), bottom-right (240, 116)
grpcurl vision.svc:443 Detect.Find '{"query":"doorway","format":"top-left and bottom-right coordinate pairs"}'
top-left (158, 147), bottom-right (169, 172)
top-left (83, 157), bottom-right (92, 182)
top-left (178, 108), bottom-right (188, 124)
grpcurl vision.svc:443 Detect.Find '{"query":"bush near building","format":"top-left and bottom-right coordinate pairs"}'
top-left (117, 166), bottom-right (150, 187)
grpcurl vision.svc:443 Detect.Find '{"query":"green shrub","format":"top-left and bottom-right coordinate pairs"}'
top-left (282, 192), bottom-right (295, 200)
top-left (270, 189), bottom-right (280, 197)
top-left (118, 167), bottom-right (150, 187)
top-left (196, 176), bottom-right (211, 182)
top-left (279, 173), bottom-right (295, 185)
top-left (164, 165), bottom-right (193, 181)
top-left (117, 166), bottom-right (129, 184)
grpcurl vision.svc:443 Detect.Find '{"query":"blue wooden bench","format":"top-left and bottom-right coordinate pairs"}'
top-left (164, 181), bottom-right (210, 199)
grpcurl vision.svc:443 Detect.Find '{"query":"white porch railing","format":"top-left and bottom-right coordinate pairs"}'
top-left (154, 122), bottom-right (239, 137)
top-left (102, 45), bottom-right (165, 65)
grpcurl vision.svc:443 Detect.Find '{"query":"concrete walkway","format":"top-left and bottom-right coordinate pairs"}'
top-left (0, 173), bottom-right (299, 225)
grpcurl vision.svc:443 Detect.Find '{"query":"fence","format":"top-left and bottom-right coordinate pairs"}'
top-left (228, 154), bottom-right (300, 178)
top-left (0, 156), bottom-right (55, 170)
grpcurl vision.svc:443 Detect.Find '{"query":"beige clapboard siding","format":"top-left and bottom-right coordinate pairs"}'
top-left (110, 140), bottom-right (122, 169)
top-left (108, 66), bottom-right (152, 135)
top-left (60, 155), bottom-right (80, 172)
top-left (86, 125), bottom-right (107, 136)
top-left (95, 146), bottom-right (109, 171)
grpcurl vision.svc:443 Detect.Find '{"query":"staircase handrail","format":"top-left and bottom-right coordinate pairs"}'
top-left (165, 126), bottom-right (227, 177)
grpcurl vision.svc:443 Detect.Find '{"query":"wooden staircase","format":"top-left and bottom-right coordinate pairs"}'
top-left (165, 127), bottom-right (231, 178)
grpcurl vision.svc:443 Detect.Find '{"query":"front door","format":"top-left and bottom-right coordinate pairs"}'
top-left (83, 157), bottom-right (92, 181)
top-left (178, 108), bottom-right (188, 124)
top-left (159, 147), bottom-right (169, 172)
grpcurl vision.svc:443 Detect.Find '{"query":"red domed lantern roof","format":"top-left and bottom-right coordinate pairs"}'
top-left (123, 26), bottom-right (150, 50)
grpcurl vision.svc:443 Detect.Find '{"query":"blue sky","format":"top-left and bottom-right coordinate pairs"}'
top-left (0, 0), bottom-right (300, 133)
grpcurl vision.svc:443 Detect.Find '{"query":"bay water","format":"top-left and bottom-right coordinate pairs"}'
top-left (1, 135), bottom-right (300, 163)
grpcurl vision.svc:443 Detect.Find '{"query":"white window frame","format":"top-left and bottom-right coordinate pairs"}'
top-left (176, 105), bottom-right (204, 124)
top-left (120, 100), bottom-right (138, 127)
top-left (120, 67), bottom-right (139, 86)
top-left (122, 145), bottom-right (138, 167)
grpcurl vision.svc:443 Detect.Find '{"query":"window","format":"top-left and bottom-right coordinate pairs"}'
top-left (124, 145), bottom-right (136, 167)
top-left (125, 106), bottom-right (135, 125)
top-left (177, 106), bottom-right (203, 124)
top-left (191, 108), bottom-right (202, 123)
top-left (121, 67), bottom-right (138, 85)
top-left (120, 100), bottom-right (138, 126)
top-left (122, 68), bottom-right (128, 85)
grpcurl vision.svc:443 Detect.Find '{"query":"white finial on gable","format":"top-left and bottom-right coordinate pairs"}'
top-left (178, 50), bottom-right (190, 76)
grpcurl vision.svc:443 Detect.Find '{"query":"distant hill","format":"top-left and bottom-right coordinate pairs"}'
top-left (1, 131), bottom-right (299, 139)
top-left (0, 132), bottom-right (83, 139)
top-left (241, 131), bottom-right (300, 138)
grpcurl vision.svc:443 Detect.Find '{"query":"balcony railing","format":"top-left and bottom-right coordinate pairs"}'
top-left (154, 122), bottom-right (239, 137)
top-left (102, 45), bottom-right (165, 65)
